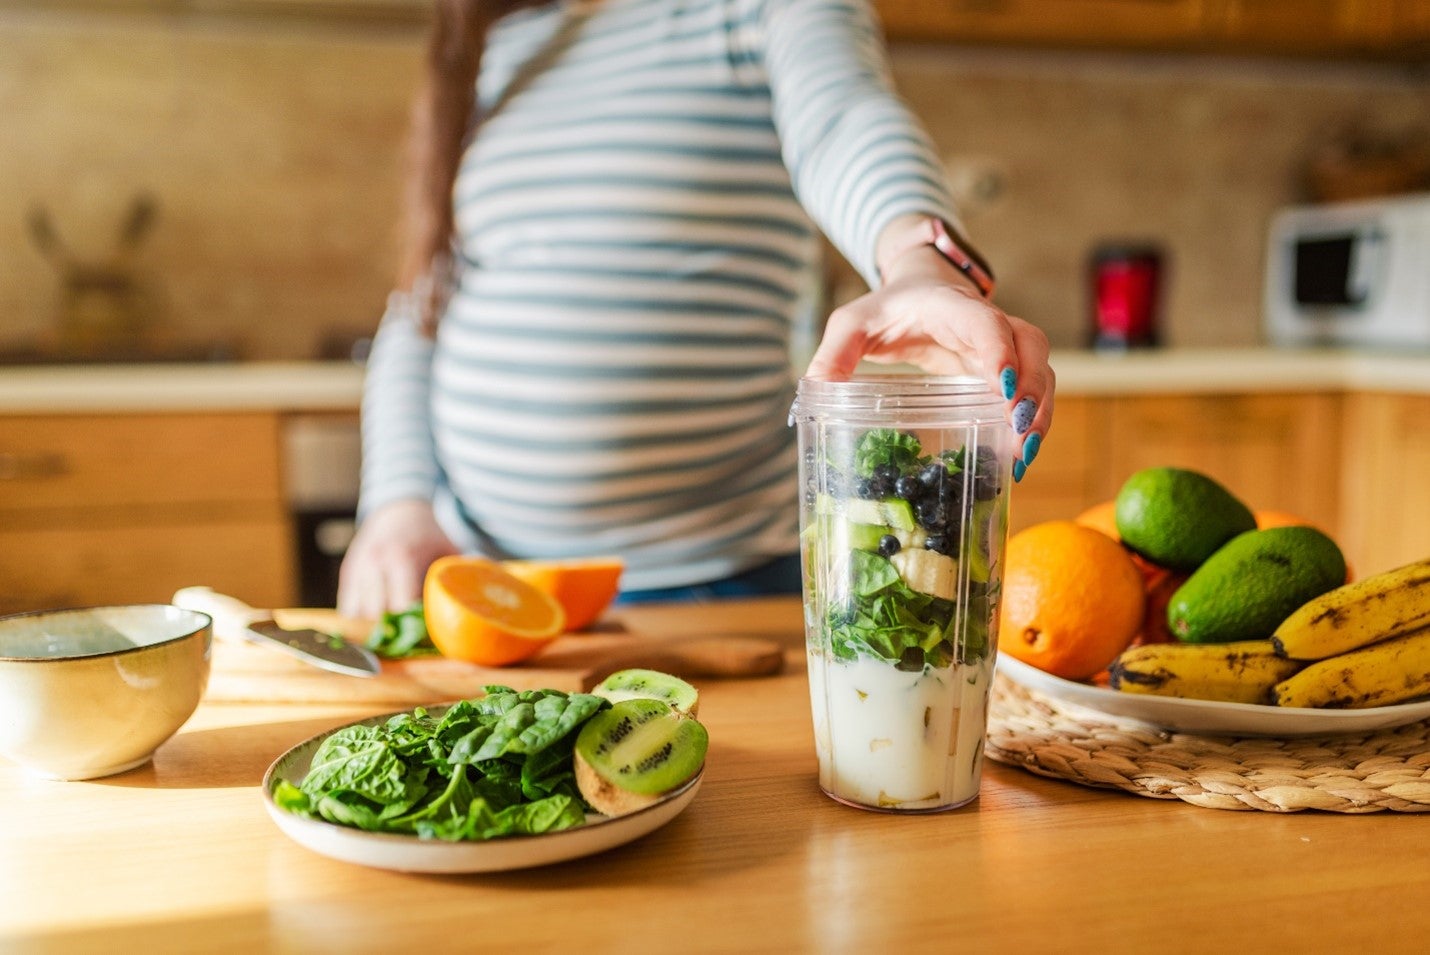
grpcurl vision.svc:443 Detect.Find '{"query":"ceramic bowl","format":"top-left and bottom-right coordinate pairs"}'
top-left (0, 605), bottom-right (212, 780)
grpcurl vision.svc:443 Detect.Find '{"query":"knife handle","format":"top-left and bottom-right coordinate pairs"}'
top-left (172, 587), bottom-right (267, 644)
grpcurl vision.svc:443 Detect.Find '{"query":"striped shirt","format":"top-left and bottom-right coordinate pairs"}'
top-left (359, 0), bottom-right (958, 590)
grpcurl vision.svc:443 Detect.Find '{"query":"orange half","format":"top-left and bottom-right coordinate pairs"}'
top-left (423, 556), bottom-right (566, 666)
top-left (502, 556), bottom-right (624, 631)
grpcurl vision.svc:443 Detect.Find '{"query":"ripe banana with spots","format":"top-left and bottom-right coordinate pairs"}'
top-left (1271, 557), bottom-right (1430, 661)
top-left (1273, 626), bottom-right (1430, 708)
top-left (1108, 640), bottom-right (1305, 705)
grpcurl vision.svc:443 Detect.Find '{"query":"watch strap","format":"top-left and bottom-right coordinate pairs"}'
top-left (881, 217), bottom-right (996, 299)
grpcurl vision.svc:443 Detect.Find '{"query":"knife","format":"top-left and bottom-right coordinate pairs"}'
top-left (172, 587), bottom-right (382, 678)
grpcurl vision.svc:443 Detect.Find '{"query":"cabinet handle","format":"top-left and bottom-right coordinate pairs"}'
top-left (0, 451), bottom-right (70, 481)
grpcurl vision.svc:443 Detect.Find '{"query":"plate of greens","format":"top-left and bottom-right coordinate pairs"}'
top-left (262, 685), bottom-right (705, 873)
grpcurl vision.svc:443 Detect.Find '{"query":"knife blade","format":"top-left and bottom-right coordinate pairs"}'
top-left (172, 586), bottom-right (381, 678)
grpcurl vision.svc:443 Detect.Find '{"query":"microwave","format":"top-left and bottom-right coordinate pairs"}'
top-left (1264, 192), bottom-right (1430, 349)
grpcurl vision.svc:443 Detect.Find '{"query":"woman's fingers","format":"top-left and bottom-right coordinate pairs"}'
top-left (804, 279), bottom-right (1056, 479)
top-left (336, 499), bottom-right (457, 617)
top-left (804, 298), bottom-right (874, 380)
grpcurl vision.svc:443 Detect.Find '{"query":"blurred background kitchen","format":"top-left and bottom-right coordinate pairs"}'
top-left (2, 0), bottom-right (1428, 614)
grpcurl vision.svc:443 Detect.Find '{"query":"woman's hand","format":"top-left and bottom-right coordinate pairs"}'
top-left (805, 217), bottom-right (1053, 481)
top-left (337, 498), bottom-right (459, 619)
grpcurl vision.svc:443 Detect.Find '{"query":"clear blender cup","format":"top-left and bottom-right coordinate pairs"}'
top-left (791, 376), bottom-right (1012, 812)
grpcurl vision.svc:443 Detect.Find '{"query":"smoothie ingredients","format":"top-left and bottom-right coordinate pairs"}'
top-left (574, 698), bottom-right (708, 816)
top-left (1109, 640), bottom-right (1304, 705)
top-left (502, 557), bottom-right (624, 631)
top-left (1168, 526), bottom-right (1347, 644)
top-left (273, 676), bottom-right (709, 838)
top-left (592, 669), bottom-right (701, 716)
top-left (423, 556), bottom-right (566, 666)
top-left (1272, 557), bottom-right (1430, 660)
top-left (366, 602), bottom-right (436, 659)
top-left (273, 686), bottom-right (601, 840)
top-left (1115, 467), bottom-right (1256, 570)
top-left (997, 521), bottom-right (1145, 680)
top-left (804, 425), bottom-right (1008, 810)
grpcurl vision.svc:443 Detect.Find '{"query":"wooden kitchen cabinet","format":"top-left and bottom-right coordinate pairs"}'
top-left (875, 0), bottom-right (1429, 58)
top-left (1339, 392), bottom-right (1429, 578)
top-left (875, 0), bottom-right (1208, 50)
top-left (0, 412), bottom-right (296, 615)
top-left (1095, 393), bottom-right (1344, 523)
top-left (1009, 392), bottom-right (1376, 570)
top-left (1007, 396), bottom-right (1103, 533)
top-left (1204, 0), bottom-right (1395, 54)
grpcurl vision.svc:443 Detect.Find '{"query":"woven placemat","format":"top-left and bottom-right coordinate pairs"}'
top-left (985, 675), bottom-right (1430, 813)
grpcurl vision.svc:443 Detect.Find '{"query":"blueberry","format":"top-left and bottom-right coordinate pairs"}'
top-left (916, 499), bottom-right (947, 529)
top-left (867, 466), bottom-right (897, 497)
top-left (855, 477), bottom-right (875, 498)
top-left (918, 462), bottom-right (945, 487)
top-left (924, 534), bottom-right (947, 554)
top-left (894, 475), bottom-right (922, 501)
top-left (877, 534), bottom-right (901, 557)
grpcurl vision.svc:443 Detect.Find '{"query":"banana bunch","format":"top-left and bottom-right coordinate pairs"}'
top-left (1271, 557), bottom-right (1430, 660)
top-left (1106, 557), bottom-right (1430, 709)
top-left (1273, 627), bottom-right (1430, 708)
top-left (1108, 640), bottom-right (1304, 705)
top-left (1267, 557), bottom-right (1430, 709)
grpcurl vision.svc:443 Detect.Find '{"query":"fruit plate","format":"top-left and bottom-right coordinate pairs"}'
top-left (261, 707), bottom-right (702, 873)
top-left (996, 654), bottom-right (1430, 738)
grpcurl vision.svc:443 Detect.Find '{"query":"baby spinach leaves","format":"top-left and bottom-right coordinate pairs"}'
top-left (365, 602), bottom-right (436, 659)
top-left (273, 687), bottom-right (605, 841)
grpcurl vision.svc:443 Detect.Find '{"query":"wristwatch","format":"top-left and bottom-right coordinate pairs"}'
top-left (881, 217), bottom-right (996, 299)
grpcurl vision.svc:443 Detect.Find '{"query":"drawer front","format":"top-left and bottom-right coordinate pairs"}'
top-left (1098, 394), bottom-right (1343, 524)
top-left (0, 514), bottom-right (296, 615)
top-left (0, 413), bottom-right (283, 511)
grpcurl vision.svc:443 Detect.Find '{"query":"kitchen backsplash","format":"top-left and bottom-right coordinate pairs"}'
top-left (2, 7), bottom-right (1426, 359)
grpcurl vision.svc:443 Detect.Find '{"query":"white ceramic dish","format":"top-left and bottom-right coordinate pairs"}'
top-left (0, 605), bottom-right (211, 779)
top-left (262, 707), bottom-right (703, 873)
top-left (997, 654), bottom-right (1430, 738)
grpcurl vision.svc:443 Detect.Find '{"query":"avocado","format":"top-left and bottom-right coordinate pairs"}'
top-left (1115, 467), bottom-right (1255, 570)
top-left (1168, 526), bottom-right (1347, 644)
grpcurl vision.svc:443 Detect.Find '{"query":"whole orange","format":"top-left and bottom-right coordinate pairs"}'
top-left (1073, 500), bottom-right (1121, 541)
top-left (998, 521), bottom-right (1147, 680)
top-left (423, 556), bottom-right (566, 666)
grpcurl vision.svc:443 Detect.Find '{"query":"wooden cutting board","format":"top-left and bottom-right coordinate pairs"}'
top-left (204, 605), bottom-right (795, 705)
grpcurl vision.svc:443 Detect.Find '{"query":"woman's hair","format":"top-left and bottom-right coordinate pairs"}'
top-left (399, 0), bottom-right (525, 330)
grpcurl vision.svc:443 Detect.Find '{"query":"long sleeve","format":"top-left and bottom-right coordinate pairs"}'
top-left (753, 0), bottom-right (960, 286)
top-left (356, 291), bottom-right (441, 521)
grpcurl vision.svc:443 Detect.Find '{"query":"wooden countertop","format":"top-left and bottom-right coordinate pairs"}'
top-left (3, 597), bottom-right (1428, 953)
top-left (2, 348), bottom-right (1428, 413)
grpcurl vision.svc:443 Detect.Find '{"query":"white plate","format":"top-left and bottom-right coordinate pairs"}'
top-left (996, 654), bottom-right (1430, 738)
top-left (261, 707), bottom-right (703, 873)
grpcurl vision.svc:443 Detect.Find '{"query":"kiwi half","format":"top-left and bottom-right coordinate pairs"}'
top-left (592, 668), bottom-right (700, 716)
top-left (574, 698), bottom-right (708, 817)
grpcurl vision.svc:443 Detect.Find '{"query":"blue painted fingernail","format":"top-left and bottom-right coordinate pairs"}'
top-left (1012, 397), bottom-right (1036, 434)
top-left (1000, 367), bottom-right (1017, 400)
top-left (1013, 459), bottom-right (1027, 483)
top-left (1022, 432), bottom-right (1042, 466)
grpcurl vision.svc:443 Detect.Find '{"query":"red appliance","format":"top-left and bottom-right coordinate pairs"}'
top-left (1090, 244), bottom-right (1164, 350)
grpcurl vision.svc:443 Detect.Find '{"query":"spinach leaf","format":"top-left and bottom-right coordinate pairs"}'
top-left (276, 685), bottom-right (613, 841)
top-left (366, 602), bottom-right (437, 659)
top-left (853, 428), bottom-right (926, 478)
top-left (827, 551), bottom-right (966, 670)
